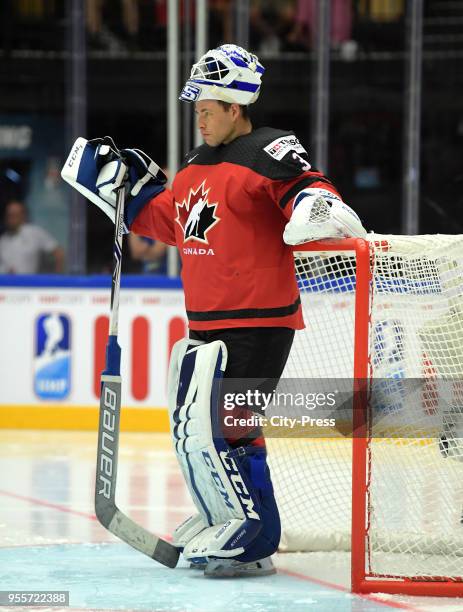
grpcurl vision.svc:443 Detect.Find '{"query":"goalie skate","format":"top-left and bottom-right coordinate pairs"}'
top-left (204, 556), bottom-right (275, 578)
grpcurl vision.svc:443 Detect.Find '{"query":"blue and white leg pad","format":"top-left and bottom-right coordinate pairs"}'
top-left (168, 339), bottom-right (265, 561)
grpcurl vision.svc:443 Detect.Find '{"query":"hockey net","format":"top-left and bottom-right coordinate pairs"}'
top-left (267, 234), bottom-right (463, 595)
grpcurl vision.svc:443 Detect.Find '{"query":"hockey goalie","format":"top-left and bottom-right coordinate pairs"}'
top-left (61, 44), bottom-right (366, 576)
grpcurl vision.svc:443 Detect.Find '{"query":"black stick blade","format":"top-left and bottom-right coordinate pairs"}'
top-left (153, 538), bottom-right (181, 569)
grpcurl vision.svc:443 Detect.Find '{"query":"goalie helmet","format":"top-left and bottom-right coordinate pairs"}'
top-left (179, 44), bottom-right (265, 106)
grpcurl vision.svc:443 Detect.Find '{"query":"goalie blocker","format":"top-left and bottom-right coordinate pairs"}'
top-left (167, 339), bottom-right (280, 571)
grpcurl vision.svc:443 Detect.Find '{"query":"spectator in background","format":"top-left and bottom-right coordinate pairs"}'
top-left (355, 0), bottom-right (404, 52)
top-left (86, 0), bottom-right (105, 40)
top-left (15, 0), bottom-right (56, 19)
top-left (0, 200), bottom-right (64, 274)
top-left (250, 0), bottom-right (297, 53)
top-left (86, 0), bottom-right (140, 51)
top-left (288, 0), bottom-right (354, 54)
top-left (128, 233), bottom-right (167, 274)
top-left (357, 0), bottom-right (404, 22)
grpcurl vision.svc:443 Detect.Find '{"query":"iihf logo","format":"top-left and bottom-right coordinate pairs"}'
top-left (175, 181), bottom-right (220, 244)
top-left (34, 313), bottom-right (71, 400)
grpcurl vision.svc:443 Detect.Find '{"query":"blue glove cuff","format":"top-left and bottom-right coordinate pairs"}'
top-left (124, 182), bottom-right (165, 228)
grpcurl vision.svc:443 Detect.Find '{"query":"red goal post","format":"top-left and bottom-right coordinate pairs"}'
top-left (292, 239), bottom-right (373, 595)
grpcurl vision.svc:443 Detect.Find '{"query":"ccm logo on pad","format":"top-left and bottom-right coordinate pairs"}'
top-left (67, 142), bottom-right (84, 167)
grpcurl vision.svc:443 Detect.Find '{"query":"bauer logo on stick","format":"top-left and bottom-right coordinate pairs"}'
top-left (98, 385), bottom-right (118, 500)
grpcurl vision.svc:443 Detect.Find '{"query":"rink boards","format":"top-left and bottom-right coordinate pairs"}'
top-left (0, 275), bottom-right (185, 430)
top-left (0, 273), bottom-right (442, 431)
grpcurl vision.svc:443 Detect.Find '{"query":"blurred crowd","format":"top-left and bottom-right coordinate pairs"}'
top-left (0, 196), bottom-right (168, 275)
top-left (1, 0), bottom-right (405, 276)
top-left (2, 0), bottom-right (460, 275)
top-left (2, 0), bottom-right (406, 56)
top-left (0, 200), bottom-right (64, 274)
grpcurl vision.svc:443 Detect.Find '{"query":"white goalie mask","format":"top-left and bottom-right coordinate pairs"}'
top-left (283, 189), bottom-right (367, 245)
top-left (179, 44), bottom-right (265, 106)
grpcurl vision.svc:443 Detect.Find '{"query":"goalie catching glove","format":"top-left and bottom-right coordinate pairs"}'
top-left (283, 188), bottom-right (367, 245)
top-left (61, 136), bottom-right (167, 231)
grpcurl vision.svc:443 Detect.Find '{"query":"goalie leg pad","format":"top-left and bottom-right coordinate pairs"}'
top-left (167, 339), bottom-right (280, 562)
top-left (181, 447), bottom-right (281, 563)
top-left (221, 448), bottom-right (281, 563)
top-left (172, 513), bottom-right (207, 550)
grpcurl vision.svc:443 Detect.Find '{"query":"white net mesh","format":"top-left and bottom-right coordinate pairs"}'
top-left (267, 234), bottom-right (463, 582)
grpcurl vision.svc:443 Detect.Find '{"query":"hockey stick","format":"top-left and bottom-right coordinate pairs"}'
top-left (94, 183), bottom-right (180, 569)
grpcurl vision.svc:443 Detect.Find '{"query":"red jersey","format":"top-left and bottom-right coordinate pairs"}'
top-left (131, 127), bottom-right (340, 331)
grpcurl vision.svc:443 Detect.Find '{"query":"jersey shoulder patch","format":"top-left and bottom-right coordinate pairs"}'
top-left (263, 133), bottom-right (307, 161)
top-left (176, 128), bottom-right (314, 181)
top-left (249, 127), bottom-right (313, 180)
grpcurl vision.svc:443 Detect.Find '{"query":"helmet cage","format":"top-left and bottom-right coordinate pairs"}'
top-left (190, 56), bottom-right (238, 87)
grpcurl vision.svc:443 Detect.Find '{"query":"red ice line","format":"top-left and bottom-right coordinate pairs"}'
top-left (0, 488), bottom-right (422, 612)
top-left (0, 489), bottom-right (97, 521)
